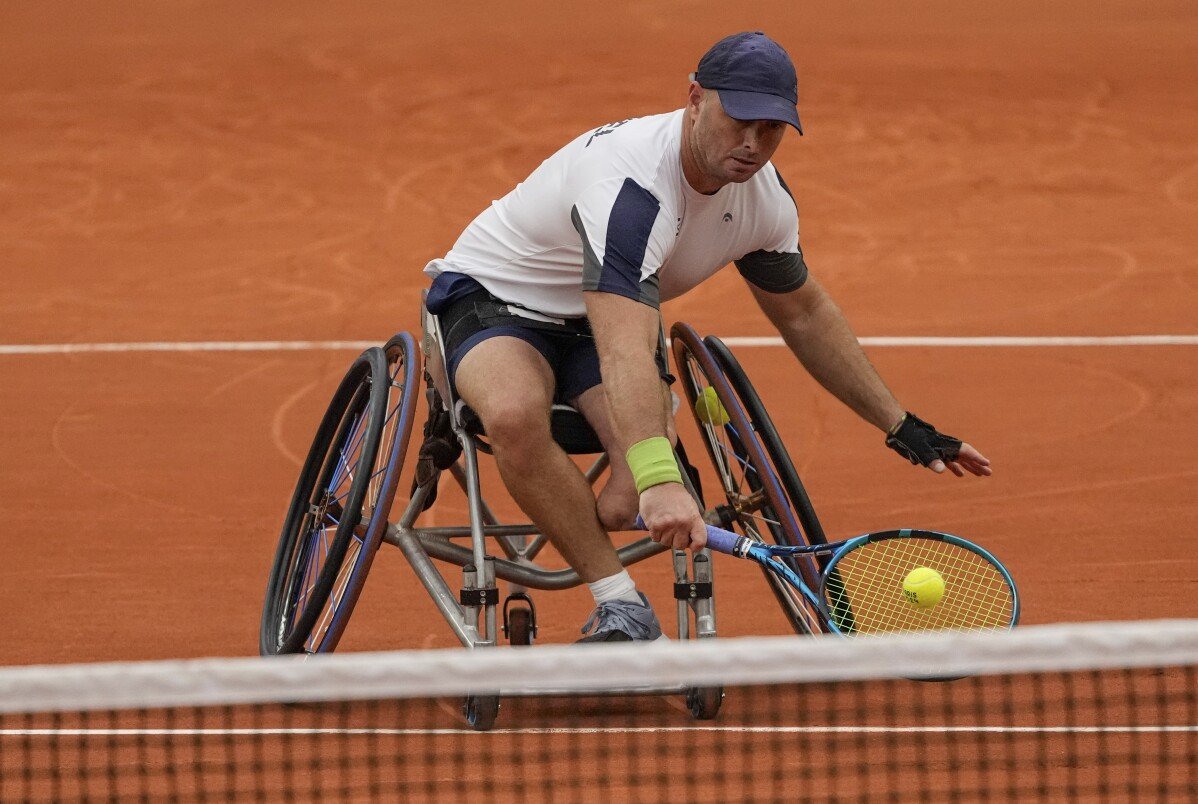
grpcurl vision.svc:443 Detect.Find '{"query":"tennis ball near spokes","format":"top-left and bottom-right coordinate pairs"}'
top-left (902, 567), bottom-right (946, 609)
top-left (694, 386), bottom-right (730, 426)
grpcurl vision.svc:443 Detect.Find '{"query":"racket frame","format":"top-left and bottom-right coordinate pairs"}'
top-left (713, 526), bottom-right (1020, 635)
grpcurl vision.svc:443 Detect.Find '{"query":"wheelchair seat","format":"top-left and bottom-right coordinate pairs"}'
top-left (422, 294), bottom-right (606, 457)
top-left (458, 401), bottom-right (606, 456)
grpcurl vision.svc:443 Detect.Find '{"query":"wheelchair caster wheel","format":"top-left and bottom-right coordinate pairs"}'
top-left (464, 694), bottom-right (500, 731)
top-left (506, 607), bottom-right (534, 646)
top-left (686, 686), bottom-right (724, 720)
top-left (503, 593), bottom-right (537, 646)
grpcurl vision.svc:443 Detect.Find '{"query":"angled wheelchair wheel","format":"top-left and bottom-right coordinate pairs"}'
top-left (671, 323), bottom-right (827, 636)
top-left (706, 335), bottom-right (858, 634)
top-left (705, 336), bottom-right (828, 548)
top-left (260, 335), bottom-right (420, 655)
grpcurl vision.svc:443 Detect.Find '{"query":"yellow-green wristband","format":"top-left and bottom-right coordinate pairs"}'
top-left (626, 436), bottom-right (684, 494)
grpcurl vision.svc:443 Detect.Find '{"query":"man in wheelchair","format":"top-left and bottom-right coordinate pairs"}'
top-left (422, 32), bottom-right (991, 643)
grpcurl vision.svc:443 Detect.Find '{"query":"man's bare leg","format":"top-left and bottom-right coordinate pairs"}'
top-left (454, 337), bottom-right (622, 583)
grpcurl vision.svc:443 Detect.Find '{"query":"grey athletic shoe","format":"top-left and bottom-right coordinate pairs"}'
top-left (577, 592), bottom-right (664, 642)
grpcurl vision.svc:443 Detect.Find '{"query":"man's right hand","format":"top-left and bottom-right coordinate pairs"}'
top-left (639, 482), bottom-right (707, 550)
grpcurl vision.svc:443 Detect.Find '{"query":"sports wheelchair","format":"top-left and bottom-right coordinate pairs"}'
top-left (260, 302), bottom-right (834, 729)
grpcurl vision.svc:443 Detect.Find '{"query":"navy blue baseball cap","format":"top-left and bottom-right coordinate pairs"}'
top-left (694, 31), bottom-right (803, 135)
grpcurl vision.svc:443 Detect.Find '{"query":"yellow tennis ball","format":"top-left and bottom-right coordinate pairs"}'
top-left (694, 386), bottom-right (730, 426)
top-left (902, 567), bottom-right (945, 609)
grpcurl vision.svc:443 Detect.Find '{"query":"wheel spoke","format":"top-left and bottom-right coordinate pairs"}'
top-left (365, 433), bottom-right (393, 505)
top-left (293, 523), bottom-right (326, 620)
top-left (330, 405), bottom-right (371, 491)
top-left (306, 538), bottom-right (362, 652)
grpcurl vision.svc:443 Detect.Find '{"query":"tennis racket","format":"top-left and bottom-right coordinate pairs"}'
top-left (654, 520), bottom-right (1019, 636)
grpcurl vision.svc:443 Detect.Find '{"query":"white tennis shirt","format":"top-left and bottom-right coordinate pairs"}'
top-left (424, 109), bottom-right (807, 319)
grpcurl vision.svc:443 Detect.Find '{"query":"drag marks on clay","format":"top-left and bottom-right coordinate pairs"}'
top-left (202, 358), bottom-right (281, 401)
top-left (270, 378), bottom-right (326, 468)
top-left (863, 242), bottom-right (1139, 332)
top-left (1, 46), bottom-right (435, 342)
top-left (994, 351), bottom-right (1151, 450)
top-left (49, 402), bottom-right (197, 517)
top-left (1163, 160), bottom-right (1198, 211)
top-left (787, 69), bottom-right (1196, 334)
top-left (861, 468), bottom-right (1198, 533)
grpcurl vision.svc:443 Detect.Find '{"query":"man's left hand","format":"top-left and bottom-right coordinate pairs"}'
top-left (886, 412), bottom-right (992, 477)
top-left (932, 441), bottom-right (991, 477)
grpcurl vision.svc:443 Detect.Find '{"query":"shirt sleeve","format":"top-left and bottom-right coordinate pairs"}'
top-left (734, 167), bottom-right (808, 294)
top-left (571, 177), bottom-right (673, 308)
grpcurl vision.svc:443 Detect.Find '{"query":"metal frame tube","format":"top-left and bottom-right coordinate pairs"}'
top-left (672, 550), bottom-right (690, 640)
top-left (456, 436), bottom-right (497, 645)
top-left (383, 525), bottom-right (667, 591)
top-left (693, 549), bottom-right (717, 638)
top-left (390, 534), bottom-right (478, 648)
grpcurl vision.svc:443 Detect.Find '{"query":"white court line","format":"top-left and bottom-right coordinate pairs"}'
top-left (0, 726), bottom-right (1194, 736)
top-left (1, 335), bottom-right (1197, 356)
top-left (0, 340), bottom-right (378, 355)
top-left (730, 335), bottom-right (1198, 348)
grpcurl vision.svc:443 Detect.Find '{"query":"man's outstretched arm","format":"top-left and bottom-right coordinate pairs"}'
top-left (584, 290), bottom-right (709, 547)
top-left (748, 277), bottom-right (991, 477)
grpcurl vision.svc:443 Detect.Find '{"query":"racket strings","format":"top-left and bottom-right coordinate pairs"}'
top-left (845, 540), bottom-right (1010, 632)
top-left (825, 537), bottom-right (1014, 634)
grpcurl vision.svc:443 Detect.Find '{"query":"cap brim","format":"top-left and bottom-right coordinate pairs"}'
top-left (717, 88), bottom-right (803, 135)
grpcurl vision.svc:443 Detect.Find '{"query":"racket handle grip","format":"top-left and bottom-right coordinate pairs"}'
top-left (633, 516), bottom-right (740, 556)
top-left (702, 524), bottom-right (740, 555)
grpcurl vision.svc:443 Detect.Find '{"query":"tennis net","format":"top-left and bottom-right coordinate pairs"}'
top-left (1, 620), bottom-right (1195, 802)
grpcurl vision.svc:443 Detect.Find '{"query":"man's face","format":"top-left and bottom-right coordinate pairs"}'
top-left (688, 88), bottom-right (787, 187)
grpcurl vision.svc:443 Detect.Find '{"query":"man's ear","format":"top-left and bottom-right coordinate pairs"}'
top-left (685, 81), bottom-right (705, 115)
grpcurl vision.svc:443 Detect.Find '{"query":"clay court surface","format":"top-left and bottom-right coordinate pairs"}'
top-left (2, 1), bottom-right (1196, 668)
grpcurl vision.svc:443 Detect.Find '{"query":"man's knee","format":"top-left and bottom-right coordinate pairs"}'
top-left (596, 478), bottom-right (640, 531)
top-left (477, 400), bottom-right (551, 450)
top-left (455, 337), bottom-right (555, 451)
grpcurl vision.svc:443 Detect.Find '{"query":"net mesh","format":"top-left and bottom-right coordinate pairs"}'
top-left (1, 621), bottom-right (1195, 802)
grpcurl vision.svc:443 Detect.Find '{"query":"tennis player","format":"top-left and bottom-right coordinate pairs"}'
top-left (423, 32), bottom-right (991, 642)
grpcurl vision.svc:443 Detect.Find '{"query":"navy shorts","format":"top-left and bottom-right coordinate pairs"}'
top-left (426, 272), bottom-right (671, 405)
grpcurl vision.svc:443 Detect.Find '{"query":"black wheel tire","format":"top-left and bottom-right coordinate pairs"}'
top-left (686, 686), bottom-right (724, 720)
top-left (260, 336), bottom-right (420, 655)
top-left (507, 607), bottom-right (534, 646)
top-left (671, 322), bottom-right (826, 636)
top-left (464, 695), bottom-right (500, 731)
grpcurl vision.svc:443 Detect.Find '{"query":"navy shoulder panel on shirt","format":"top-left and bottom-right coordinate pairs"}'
top-left (735, 249), bottom-right (808, 294)
top-left (573, 178), bottom-right (662, 308)
top-left (733, 166), bottom-right (806, 293)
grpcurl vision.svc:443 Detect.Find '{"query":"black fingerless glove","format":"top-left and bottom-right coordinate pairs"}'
top-left (885, 412), bottom-right (962, 467)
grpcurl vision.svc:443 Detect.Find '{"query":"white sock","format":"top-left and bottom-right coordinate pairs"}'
top-left (587, 570), bottom-right (642, 606)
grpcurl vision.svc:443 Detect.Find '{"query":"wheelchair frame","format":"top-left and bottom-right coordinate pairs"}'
top-left (261, 302), bottom-right (834, 728)
top-left (379, 300), bottom-right (719, 654)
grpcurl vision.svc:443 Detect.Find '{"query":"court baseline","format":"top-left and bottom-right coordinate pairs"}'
top-left (1, 335), bottom-right (1196, 356)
